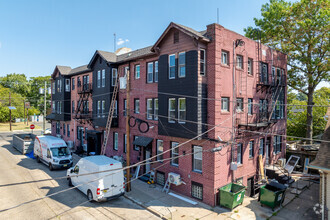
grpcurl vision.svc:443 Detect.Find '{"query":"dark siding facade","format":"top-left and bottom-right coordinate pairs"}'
top-left (52, 75), bottom-right (71, 121)
top-left (158, 50), bottom-right (199, 139)
top-left (91, 55), bottom-right (118, 127)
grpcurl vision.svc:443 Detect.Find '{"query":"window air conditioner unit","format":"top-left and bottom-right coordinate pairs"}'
top-left (230, 162), bottom-right (238, 170)
top-left (168, 172), bottom-right (182, 186)
top-left (56, 134), bottom-right (62, 139)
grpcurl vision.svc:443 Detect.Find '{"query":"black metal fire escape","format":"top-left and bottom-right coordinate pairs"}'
top-left (73, 78), bottom-right (93, 126)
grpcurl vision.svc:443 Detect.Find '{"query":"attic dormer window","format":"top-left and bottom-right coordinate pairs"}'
top-left (174, 30), bottom-right (179, 44)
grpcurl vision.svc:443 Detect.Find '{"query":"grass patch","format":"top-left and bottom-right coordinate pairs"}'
top-left (0, 122), bottom-right (41, 131)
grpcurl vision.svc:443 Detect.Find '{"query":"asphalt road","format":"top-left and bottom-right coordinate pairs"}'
top-left (0, 133), bottom-right (159, 220)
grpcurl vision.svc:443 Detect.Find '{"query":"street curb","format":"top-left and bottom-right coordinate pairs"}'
top-left (123, 194), bottom-right (167, 220)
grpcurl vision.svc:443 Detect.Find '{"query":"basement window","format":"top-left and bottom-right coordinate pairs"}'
top-left (191, 182), bottom-right (203, 200)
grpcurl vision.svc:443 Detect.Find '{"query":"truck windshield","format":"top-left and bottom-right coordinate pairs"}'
top-left (51, 147), bottom-right (70, 157)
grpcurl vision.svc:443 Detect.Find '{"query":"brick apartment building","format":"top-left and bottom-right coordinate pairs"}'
top-left (48, 22), bottom-right (287, 206)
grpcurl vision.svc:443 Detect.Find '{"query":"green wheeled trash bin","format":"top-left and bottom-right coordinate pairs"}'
top-left (219, 183), bottom-right (246, 210)
top-left (259, 181), bottom-right (287, 210)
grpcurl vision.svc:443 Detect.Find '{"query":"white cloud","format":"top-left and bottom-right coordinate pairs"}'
top-left (117, 38), bottom-right (129, 46)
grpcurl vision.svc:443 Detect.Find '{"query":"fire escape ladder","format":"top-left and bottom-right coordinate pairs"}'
top-left (268, 86), bottom-right (282, 122)
top-left (101, 76), bottom-right (120, 155)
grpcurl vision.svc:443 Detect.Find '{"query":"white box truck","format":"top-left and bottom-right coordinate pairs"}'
top-left (67, 155), bottom-right (125, 202)
top-left (34, 136), bottom-right (73, 170)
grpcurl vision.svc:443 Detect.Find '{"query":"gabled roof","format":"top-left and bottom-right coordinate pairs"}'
top-left (69, 65), bottom-right (90, 75)
top-left (87, 50), bottom-right (117, 68)
top-left (116, 46), bottom-right (154, 63)
top-left (51, 65), bottom-right (71, 79)
top-left (151, 22), bottom-right (210, 52)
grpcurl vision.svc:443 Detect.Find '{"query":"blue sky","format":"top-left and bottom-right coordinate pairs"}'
top-left (0, 0), bottom-right (272, 77)
top-left (0, 0), bottom-right (327, 89)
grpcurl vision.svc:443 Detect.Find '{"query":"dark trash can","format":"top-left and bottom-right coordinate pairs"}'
top-left (259, 181), bottom-right (287, 210)
top-left (219, 183), bottom-right (246, 210)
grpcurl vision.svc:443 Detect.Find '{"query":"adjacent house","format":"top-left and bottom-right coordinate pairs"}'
top-left (48, 22), bottom-right (287, 206)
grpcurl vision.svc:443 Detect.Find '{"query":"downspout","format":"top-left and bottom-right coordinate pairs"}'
top-left (231, 40), bottom-right (236, 182)
top-left (320, 170), bottom-right (325, 220)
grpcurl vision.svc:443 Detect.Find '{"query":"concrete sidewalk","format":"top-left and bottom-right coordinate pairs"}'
top-left (124, 179), bottom-right (320, 220)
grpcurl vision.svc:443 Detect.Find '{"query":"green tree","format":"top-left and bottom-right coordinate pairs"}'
top-left (287, 87), bottom-right (329, 139)
top-left (245, 0), bottom-right (330, 142)
top-left (0, 73), bottom-right (30, 97)
top-left (28, 76), bottom-right (51, 112)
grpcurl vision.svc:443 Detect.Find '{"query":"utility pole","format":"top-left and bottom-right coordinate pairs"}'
top-left (114, 33), bottom-right (116, 52)
top-left (231, 41), bottom-right (236, 182)
top-left (43, 81), bottom-right (47, 134)
top-left (23, 100), bottom-right (26, 125)
top-left (126, 66), bottom-right (131, 192)
top-left (9, 92), bottom-right (12, 131)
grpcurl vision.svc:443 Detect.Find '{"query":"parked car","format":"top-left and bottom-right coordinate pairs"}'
top-left (34, 136), bottom-right (73, 170)
top-left (44, 128), bottom-right (51, 135)
top-left (67, 155), bottom-right (125, 202)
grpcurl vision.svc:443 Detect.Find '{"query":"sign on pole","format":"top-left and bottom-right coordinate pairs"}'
top-left (25, 102), bottom-right (30, 109)
top-left (30, 124), bottom-right (35, 129)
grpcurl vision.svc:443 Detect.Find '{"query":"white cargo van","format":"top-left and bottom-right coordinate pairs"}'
top-left (34, 136), bottom-right (73, 170)
top-left (67, 155), bottom-right (125, 202)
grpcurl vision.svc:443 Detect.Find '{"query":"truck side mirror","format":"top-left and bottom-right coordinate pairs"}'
top-left (70, 169), bottom-right (73, 173)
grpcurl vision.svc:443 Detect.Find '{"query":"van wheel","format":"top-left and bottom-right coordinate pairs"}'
top-left (36, 156), bottom-right (41, 163)
top-left (49, 163), bottom-right (53, 171)
top-left (87, 190), bottom-right (93, 202)
top-left (68, 178), bottom-right (73, 187)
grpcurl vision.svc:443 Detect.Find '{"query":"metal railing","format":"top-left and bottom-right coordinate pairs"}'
top-left (77, 83), bottom-right (93, 94)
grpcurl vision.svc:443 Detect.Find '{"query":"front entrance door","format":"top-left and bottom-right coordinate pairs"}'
top-left (145, 150), bottom-right (151, 173)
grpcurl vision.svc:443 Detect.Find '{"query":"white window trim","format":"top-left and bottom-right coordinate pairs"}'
top-left (154, 61), bottom-right (158, 82)
top-left (168, 98), bottom-right (176, 123)
top-left (97, 70), bottom-right (101, 88)
top-left (200, 49), bottom-right (206, 76)
top-left (169, 54), bottom-right (176, 79)
top-left (156, 140), bottom-right (163, 161)
top-left (178, 98), bottom-right (186, 123)
top-left (193, 145), bottom-right (203, 172)
top-left (147, 62), bottom-right (153, 83)
top-left (114, 132), bottom-right (118, 150)
top-left (221, 97), bottom-right (229, 112)
top-left (97, 101), bottom-right (101, 117)
top-left (112, 68), bottom-right (117, 86)
top-left (135, 99), bottom-right (140, 114)
top-left (154, 98), bottom-right (158, 120)
top-left (221, 51), bottom-right (228, 65)
top-left (135, 65), bottom-right (140, 79)
top-left (147, 99), bottom-right (153, 120)
top-left (171, 142), bottom-right (179, 166)
top-left (102, 69), bottom-right (105, 87)
top-left (178, 52), bottom-right (186, 78)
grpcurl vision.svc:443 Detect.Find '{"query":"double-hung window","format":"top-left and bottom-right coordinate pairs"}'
top-left (72, 78), bottom-right (75, 90)
top-left (236, 55), bottom-right (243, 69)
top-left (221, 97), bottom-right (229, 111)
top-left (124, 99), bottom-right (127, 116)
top-left (154, 99), bottom-right (158, 120)
top-left (154, 61), bottom-right (158, 82)
top-left (52, 101), bottom-right (55, 113)
top-left (112, 68), bottom-right (117, 86)
top-left (248, 58), bottom-right (253, 75)
top-left (52, 82), bottom-right (55, 94)
top-left (200, 49), bottom-right (205, 75)
top-left (261, 63), bottom-right (268, 83)
top-left (97, 70), bottom-right (101, 88)
top-left (65, 79), bottom-right (70, 92)
top-left (113, 132), bottom-right (118, 150)
top-left (168, 98), bottom-right (176, 123)
top-left (56, 122), bottom-right (60, 134)
top-left (147, 62), bottom-right (153, 83)
top-left (72, 101), bottom-right (75, 113)
top-left (221, 51), bottom-right (229, 65)
top-left (249, 141), bottom-right (254, 158)
top-left (102, 100), bottom-right (106, 117)
top-left (273, 136), bottom-right (282, 153)
top-left (157, 140), bottom-right (163, 161)
top-left (102, 69), bottom-right (105, 87)
top-left (124, 134), bottom-right (127, 153)
top-left (248, 98), bottom-right (253, 115)
top-left (277, 68), bottom-right (281, 85)
top-left (134, 99), bottom-right (140, 114)
top-left (178, 98), bottom-right (186, 123)
top-left (237, 143), bottom-right (242, 164)
top-left (272, 67), bottom-right (276, 84)
top-left (97, 101), bottom-right (101, 117)
top-left (135, 65), bottom-right (140, 79)
top-left (147, 99), bottom-right (153, 119)
top-left (178, 52), bottom-right (186, 77)
top-left (236, 98), bottom-right (243, 112)
top-left (169, 54), bottom-right (176, 79)
top-left (171, 142), bottom-right (179, 166)
top-left (63, 123), bottom-right (66, 135)
top-left (193, 145), bottom-right (202, 172)
top-left (67, 124), bottom-right (70, 137)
